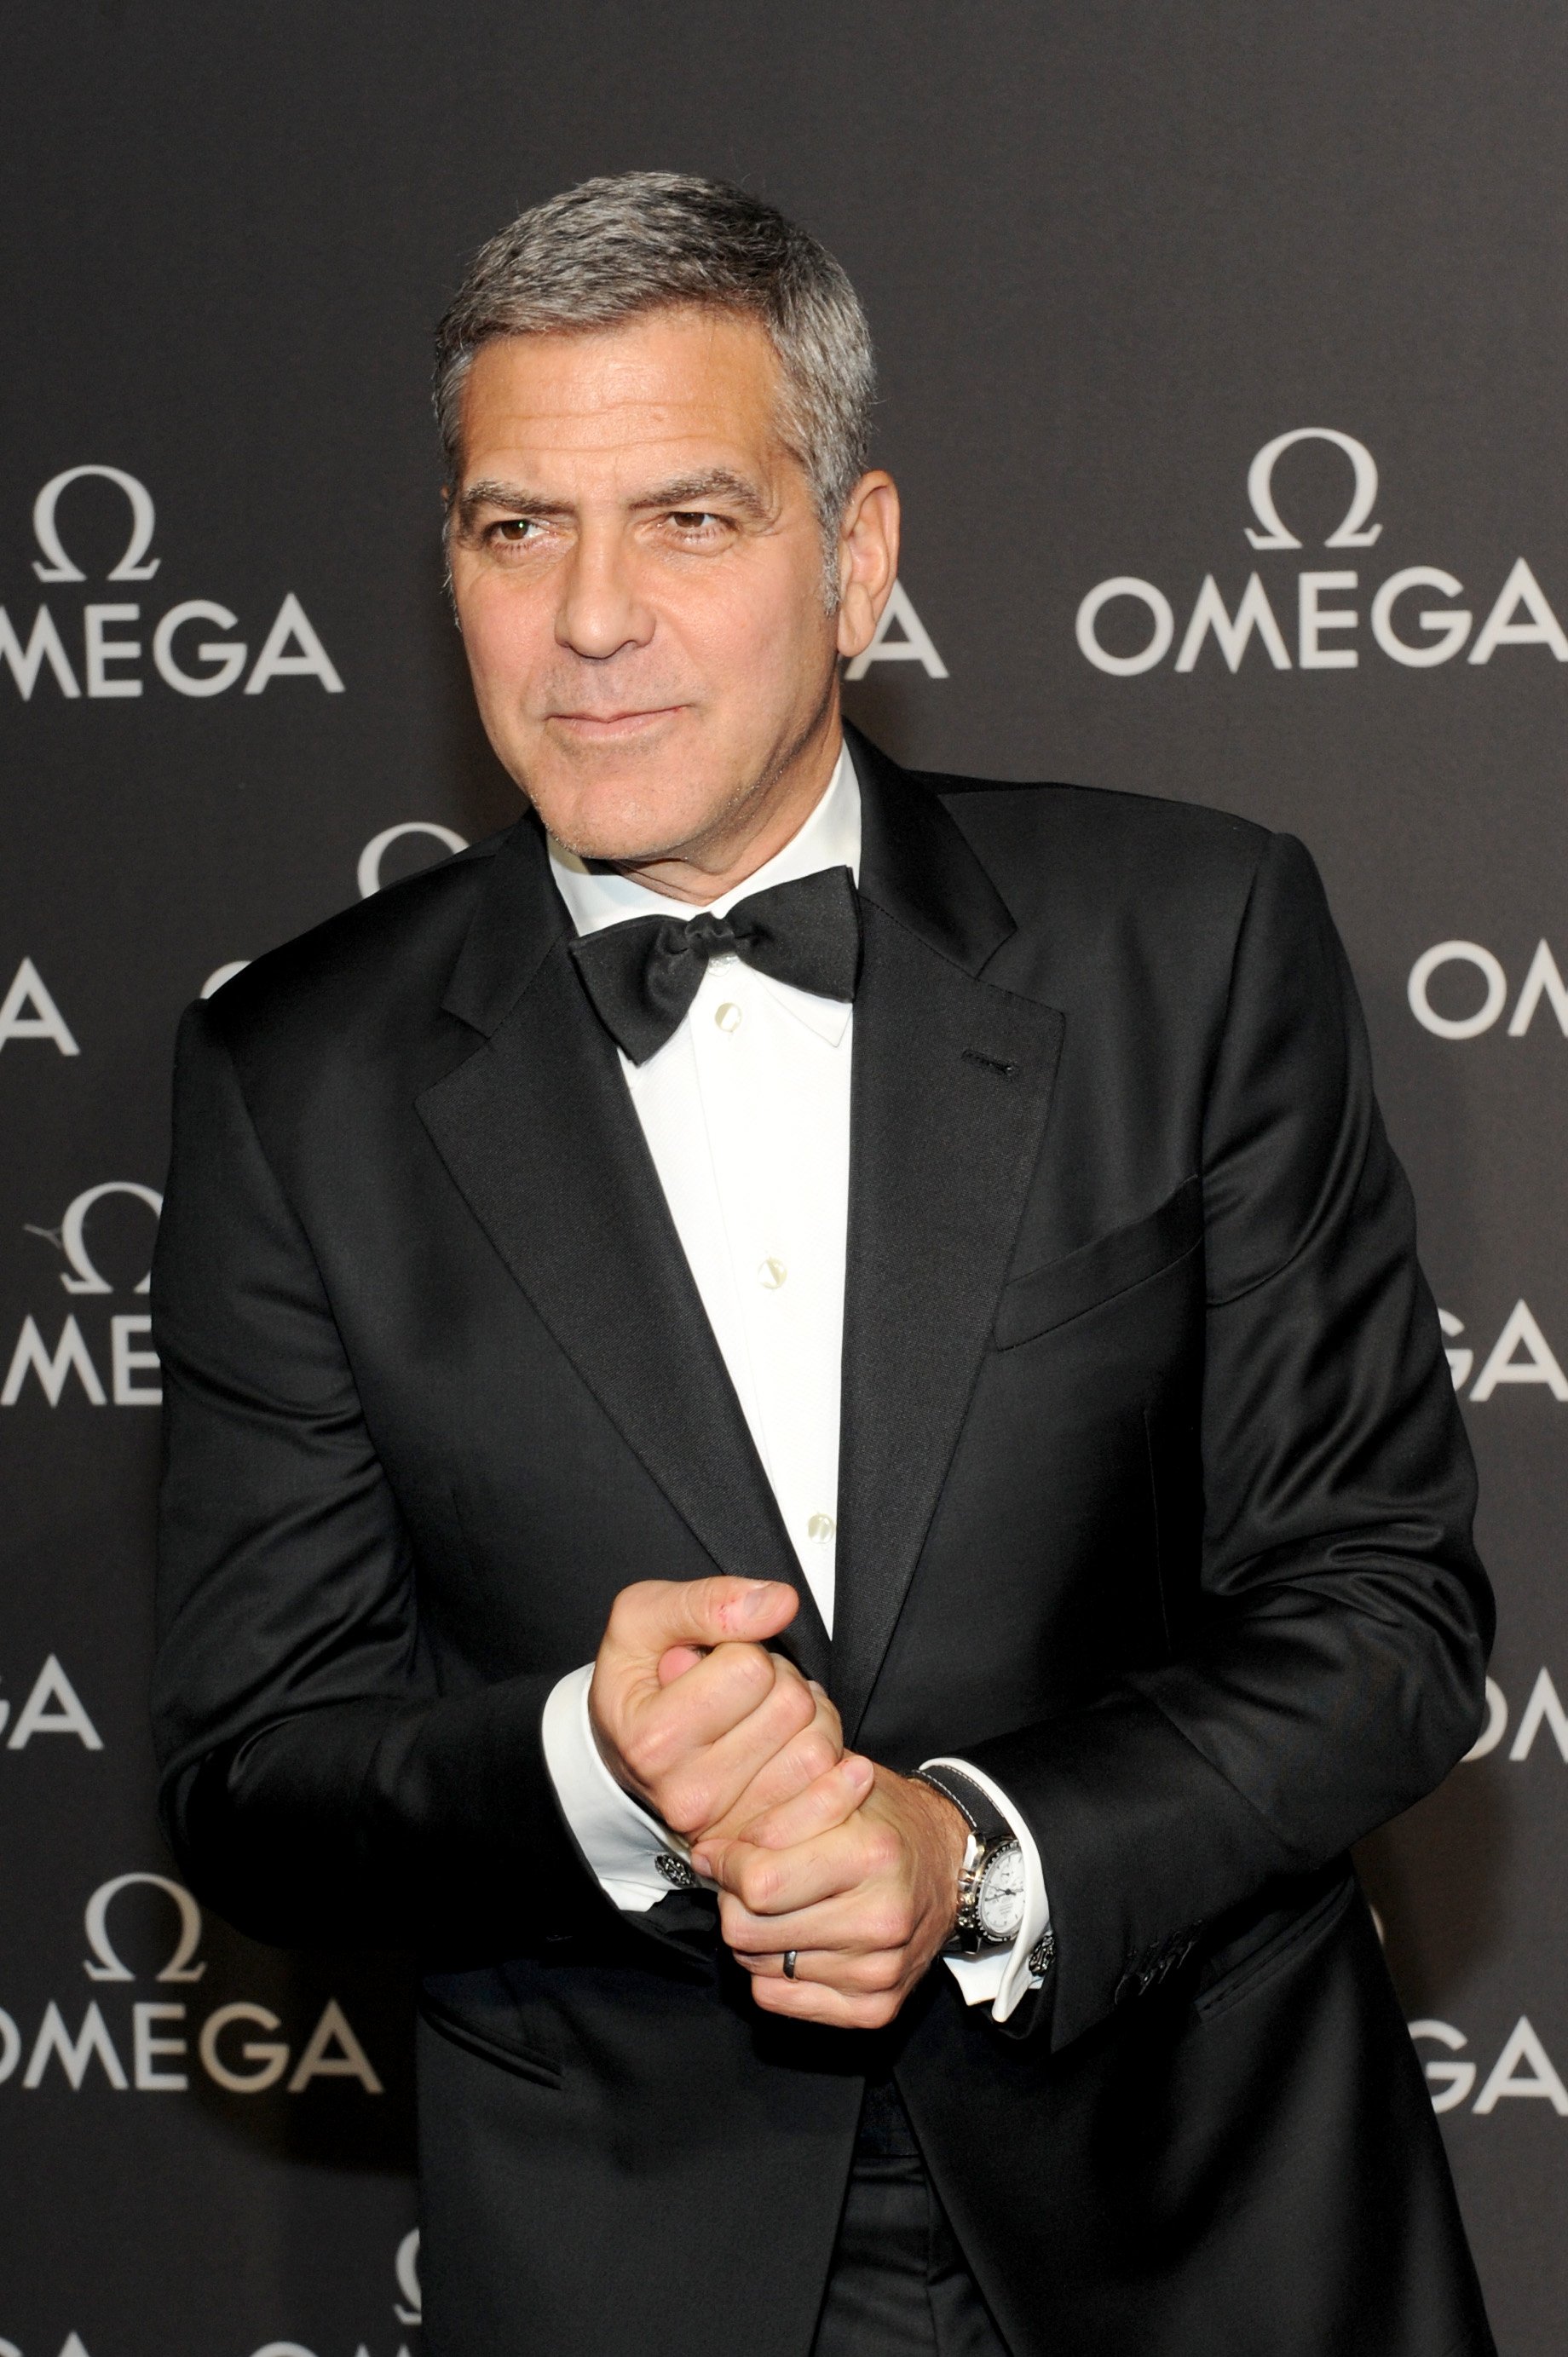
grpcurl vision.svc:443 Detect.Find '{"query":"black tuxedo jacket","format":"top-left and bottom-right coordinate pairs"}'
top-left (152, 728), bottom-right (1495, 2357)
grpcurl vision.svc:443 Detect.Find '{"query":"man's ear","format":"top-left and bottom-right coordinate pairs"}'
top-left (836, 472), bottom-right (901, 661)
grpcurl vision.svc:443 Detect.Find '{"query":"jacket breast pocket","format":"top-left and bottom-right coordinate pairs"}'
top-left (994, 1175), bottom-right (1203, 1351)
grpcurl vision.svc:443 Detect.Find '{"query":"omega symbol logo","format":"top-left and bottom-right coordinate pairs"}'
top-left (83, 1871), bottom-right (206, 1984)
top-left (1243, 428), bottom-right (1381, 551)
top-left (26, 1181), bottom-right (164, 1295)
top-left (32, 463), bottom-right (161, 582)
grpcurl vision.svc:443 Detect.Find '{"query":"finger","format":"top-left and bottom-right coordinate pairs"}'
top-left (746, 1973), bottom-right (908, 2031)
top-left (656, 1646), bottom-right (828, 1711)
top-left (619, 1641), bottom-right (788, 1782)
top-left (718, 1882), bottom-right (904, 1958)
top-left (696, 1731), bottom-right (844, 1847)
top-left (727, 1753), bottom-right (874, 1851)
top-left (656, 1644), bottom-right (707, 1686)
top-left (608, 1577), bottom-right (798, 1664)
top-left (734, 1945), bottom-right (908, 1997)
top-left (652, 1663), bottom-right (822, 1835)
top-left (804, 1681), bottom-right (844, 1758)
top-left (691, 1691), bottom-right (848, 1843)
top-left (695, 1818), bottom-right (873, 1916)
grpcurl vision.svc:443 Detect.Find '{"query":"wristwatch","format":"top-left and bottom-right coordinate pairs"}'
top-left (914, 1763), bottom-right (1026, 1956)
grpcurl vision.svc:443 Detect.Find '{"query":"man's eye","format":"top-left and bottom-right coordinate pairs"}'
top-left (668, 511), bottom-right (723, 532)
top-left (489, 519), bottom-right (539, 543)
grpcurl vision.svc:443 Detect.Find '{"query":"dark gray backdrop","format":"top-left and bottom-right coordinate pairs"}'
top-left (3, 4), bottom-right (1565, 2350)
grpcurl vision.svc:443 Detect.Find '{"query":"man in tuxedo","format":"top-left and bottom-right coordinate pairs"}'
top-left (152, 174), bottom-right (1496, 2356)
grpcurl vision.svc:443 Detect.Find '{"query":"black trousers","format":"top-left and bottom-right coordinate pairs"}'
top-left (810, 2081), bottom-right (1012, 2357)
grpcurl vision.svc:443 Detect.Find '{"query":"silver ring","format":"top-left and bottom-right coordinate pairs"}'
top-left (782, 1950), bottom-right (798, 1980)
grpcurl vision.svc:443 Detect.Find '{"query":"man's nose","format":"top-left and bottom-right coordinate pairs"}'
top-left (555, 526), bottom-right (654, 661)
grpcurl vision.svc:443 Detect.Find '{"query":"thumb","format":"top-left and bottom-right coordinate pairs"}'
top-left (612, 1576), bottom-right (798, 1663)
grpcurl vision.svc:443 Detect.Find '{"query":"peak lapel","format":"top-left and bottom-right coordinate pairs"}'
top-left (832, 735), bottom-right (1065, 1737)
top-left (417, 819), bottom-right (830, 1685)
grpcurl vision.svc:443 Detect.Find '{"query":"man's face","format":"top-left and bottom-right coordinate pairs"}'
top-left (447, 307), bottom-right (849, 866)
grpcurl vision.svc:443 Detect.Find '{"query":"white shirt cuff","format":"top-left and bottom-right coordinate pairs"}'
top-left (921, 1754), bottom-right (1051, 2025)
top-left (541, 1663), bottom-right (683, 1914)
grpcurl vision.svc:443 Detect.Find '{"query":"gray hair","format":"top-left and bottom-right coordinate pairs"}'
top-left (434, 173), bottom-right (875, 588)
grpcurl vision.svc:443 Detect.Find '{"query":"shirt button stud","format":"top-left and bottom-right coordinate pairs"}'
top-left (807, 1513), bottom-right (836, 1543)
top-left (715, 1001), bottom-right (742, 1033)
top-left (758, 1257), bottom-right (788, 1290)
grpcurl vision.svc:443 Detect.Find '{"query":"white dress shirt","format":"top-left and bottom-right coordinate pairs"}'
top-left (539, 742), bottom-right (1048, 2020)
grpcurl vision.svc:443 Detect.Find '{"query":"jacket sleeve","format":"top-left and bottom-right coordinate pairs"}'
top-left (150, 1000), bottom-right (602, 1956)
top-left (962, 829), bottom-right (1493, 2050)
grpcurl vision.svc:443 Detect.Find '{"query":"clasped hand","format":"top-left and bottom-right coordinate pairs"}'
top-left (590, 1576), bottom-right (968, 2028)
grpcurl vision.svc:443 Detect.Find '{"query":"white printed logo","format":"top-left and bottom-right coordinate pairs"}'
top-left (1242, 428), bottom-right (1383, 552)
top-left (3, 466), bottom-right (343, 701)
top-left (1464, 1670), bottom-right (1568, 1764)
top-left (1408, 941), bottom-right (1568, 1040)
top-left (1411, 2016), bottom-right (1568, 2118)
top-left (32, 465), bottom-right (160, 583)
top-left (4, 1182), bottom-right (164, 1409)
top-left (0, 1657), bottom-right (102, 1752)
top-left (1439, 1303), bottom-right (1568, 1403)
top-left (1076, 429), bottom-right (1568, 678)
top-left (0, 959), bottom-right (78, 1056)
top-left (0, 1877), bottom-right (384, 2101)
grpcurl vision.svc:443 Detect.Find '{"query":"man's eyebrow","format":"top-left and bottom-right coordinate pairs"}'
top-left (631, 470), bottom-right (770, 519)
top-left (457, 468), bottom-right (771, 526)
top-left (458, 479), bottom-right (572, 522)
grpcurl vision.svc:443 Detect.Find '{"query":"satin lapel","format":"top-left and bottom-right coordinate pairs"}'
top-left (416, 820), bottom-right (831, 1685)
top-left (832, 735), bottom-right (1065, 1737)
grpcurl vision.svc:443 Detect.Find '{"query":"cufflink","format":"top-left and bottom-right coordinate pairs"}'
top-left (1028, 1927), bottom-right (1056, 1977)
top-left (654, 1852), bottom-right (698, 1889)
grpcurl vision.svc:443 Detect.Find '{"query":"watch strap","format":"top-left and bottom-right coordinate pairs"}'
top-left (913, 1761), bottom-right (1012, 1853)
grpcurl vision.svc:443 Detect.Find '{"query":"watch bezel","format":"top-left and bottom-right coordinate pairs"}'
top-left (950, 1832), bottom-right (1023, 1955)
top-left (975, 1839), bottom-right (1026, 1942)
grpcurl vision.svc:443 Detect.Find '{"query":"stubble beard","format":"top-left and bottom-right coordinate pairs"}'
top-left (531, 674), bottom-right (838, 875)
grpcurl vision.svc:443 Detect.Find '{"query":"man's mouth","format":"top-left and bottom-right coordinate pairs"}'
top-left (548, 706), bottom-right (686, 739)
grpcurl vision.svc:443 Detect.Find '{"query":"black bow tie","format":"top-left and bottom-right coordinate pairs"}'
top-left (568, 864), bottom-right (862, 1065)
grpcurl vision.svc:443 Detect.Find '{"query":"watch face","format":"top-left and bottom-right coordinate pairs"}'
top-left (978, 1843), bottom-right (1026, 1941)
